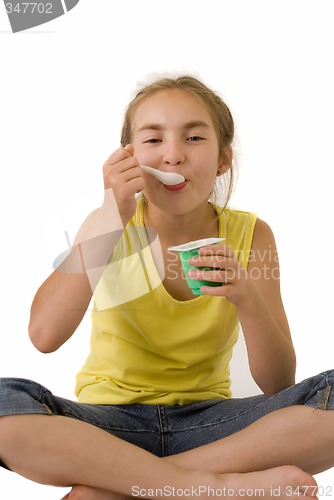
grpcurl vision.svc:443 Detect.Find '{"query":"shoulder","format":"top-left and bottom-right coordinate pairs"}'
top-left (221, 207), bottom-right (275, 250)
top-left (252, 218), bottom-right (277, 251)
top-left (220, 207), bottom-right (258, 240)
top-left (218, 206), bottom-right (257, 227)
top-left (221, 207), bottom-right (256, 219)
top-left (218, 206), bottom-right (278, 266)
top-left (247, 218), bottom-right (280, 272)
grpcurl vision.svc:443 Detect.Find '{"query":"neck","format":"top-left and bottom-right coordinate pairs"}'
top-left (143, 200), bottom-right (219, 246)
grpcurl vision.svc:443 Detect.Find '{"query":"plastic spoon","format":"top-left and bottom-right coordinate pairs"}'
top-left (140, 165), bottom-right (185, 186)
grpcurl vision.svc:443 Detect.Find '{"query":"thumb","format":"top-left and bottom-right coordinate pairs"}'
top-left (124, 143), bottom-right (135, 156)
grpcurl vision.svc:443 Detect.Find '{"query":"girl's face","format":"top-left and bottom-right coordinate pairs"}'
top-left (131, 89), bottom-right (227, 216)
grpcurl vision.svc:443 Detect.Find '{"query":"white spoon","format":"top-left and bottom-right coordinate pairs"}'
top-left (140, 165), bottom-right (185, 186)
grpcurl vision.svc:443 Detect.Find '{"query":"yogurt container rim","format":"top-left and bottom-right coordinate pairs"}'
top-left (168, 237), bottom-right (226, 252)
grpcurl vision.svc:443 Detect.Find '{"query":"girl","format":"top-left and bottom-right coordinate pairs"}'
top-left (0, 75), bottom-right (333, 499)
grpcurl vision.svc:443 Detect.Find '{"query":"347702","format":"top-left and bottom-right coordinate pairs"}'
top-left (285, 485), bottom-right (333, 497)
top-left (5, 3), bottom-right (53, 14)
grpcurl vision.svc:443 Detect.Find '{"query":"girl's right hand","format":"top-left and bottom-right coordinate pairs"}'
top-left (102, 144), bottom-right (144, 225)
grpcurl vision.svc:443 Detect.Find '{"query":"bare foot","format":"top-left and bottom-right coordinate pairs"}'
top-left (62, 465), bottom-right (317, 499)
top-left (62, 485), bottom-right (128, 500)
top-left (216, 465), bottom-right (318, 499)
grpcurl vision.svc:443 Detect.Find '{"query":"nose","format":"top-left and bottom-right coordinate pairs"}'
top-left (162, 140), bottom-right (185, 169)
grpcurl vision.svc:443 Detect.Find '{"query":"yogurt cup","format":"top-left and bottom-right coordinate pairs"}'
top-left (168, 237), bottom-right (226, 295)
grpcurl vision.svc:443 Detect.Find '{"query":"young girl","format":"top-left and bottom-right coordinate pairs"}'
top-left (1, 75), bottom-right (333, 499)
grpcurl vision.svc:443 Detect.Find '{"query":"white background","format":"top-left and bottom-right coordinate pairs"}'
top-left (1, 0), bottom-right (334, 497)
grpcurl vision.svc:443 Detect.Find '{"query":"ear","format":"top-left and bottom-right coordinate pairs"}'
top-left (217, 145), bottom-right (233, 177)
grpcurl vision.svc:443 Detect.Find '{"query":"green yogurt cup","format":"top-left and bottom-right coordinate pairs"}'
top-left (168, 238), bottom-right (226, 295)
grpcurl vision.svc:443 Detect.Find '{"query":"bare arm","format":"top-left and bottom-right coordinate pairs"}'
top-left (235, 219), bottom-right (296, 395)
top-left (29, 146), bottom-right (144, 353)
top-left (28, 267), bottom-right (93, 353)
top-left (189, 219), bottom-right (296, 396)
top-left (28, 196), bottom-right (124, 353)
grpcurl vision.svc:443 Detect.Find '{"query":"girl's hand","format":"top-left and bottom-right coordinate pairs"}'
top-left (102, 144), bottom-right (144, 225)
top-left (188, 243), bottom-right (252, 304)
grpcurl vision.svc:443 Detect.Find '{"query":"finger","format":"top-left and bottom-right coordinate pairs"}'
top-left (188, 268), bottom-right (229, 284)
top-left (199, 284), bottom-right (230, 296)
top-left (124, 143), bottom-right (135, 156)
top-left (189, 254), bottom-right (231, 269)
top-left (104, 154), bottom-right (140, 178)
top-left (104, 145), bottom-right (134, 167)
top-left (118, 165), bottom-right (144, 184)
top-left (103, 158), bottom-right (143, 192)
top-left (122, 176), bottom-right (145, 196)
top-left (198, 243), bottom-right (234, 257)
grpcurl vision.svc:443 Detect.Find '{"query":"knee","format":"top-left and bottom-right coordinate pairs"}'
top-left (0, 415), bottom-right (23, 449)
top-left (0, 415), bottom-right (19, 468)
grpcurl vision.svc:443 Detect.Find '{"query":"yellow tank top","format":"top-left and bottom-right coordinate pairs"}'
top-left (75, 198), bottom-right (257, 405)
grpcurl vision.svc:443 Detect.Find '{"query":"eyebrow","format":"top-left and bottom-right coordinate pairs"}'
top-left (137, 120), bottom-right (211, 132)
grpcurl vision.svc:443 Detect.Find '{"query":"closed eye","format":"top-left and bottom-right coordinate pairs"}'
top-left (144, 138), bottom-right (162, 144)
top-left (187, 136), bottom-right (205, 142)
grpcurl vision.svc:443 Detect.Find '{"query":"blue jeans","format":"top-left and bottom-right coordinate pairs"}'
top-left (1, 370), bottom-right (334, 469)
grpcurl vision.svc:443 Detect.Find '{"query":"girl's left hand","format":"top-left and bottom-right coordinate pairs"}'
top-left (188, 243), bottom-right (252, 304)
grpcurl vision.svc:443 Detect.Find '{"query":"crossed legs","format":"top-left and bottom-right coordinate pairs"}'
top-left (1, 405), bottom-right (333, 499)
top-left (169, 405), bottom-right (334, 475)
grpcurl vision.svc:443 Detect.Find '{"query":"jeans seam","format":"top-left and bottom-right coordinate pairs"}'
top-left (157, 405), bottom-right (169, 457)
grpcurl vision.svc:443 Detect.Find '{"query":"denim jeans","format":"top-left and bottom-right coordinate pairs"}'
top-left (1, 370), bottom-right (334, 468)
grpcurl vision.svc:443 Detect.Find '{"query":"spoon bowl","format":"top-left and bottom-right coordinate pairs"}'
top-left (140, 165), bottom-right (185, 186)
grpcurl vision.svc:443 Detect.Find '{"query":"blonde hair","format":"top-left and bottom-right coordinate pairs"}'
top-left (121, 75), bottom-right (236, 208)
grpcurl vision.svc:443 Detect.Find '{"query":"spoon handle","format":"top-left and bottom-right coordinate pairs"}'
top-left (140, 165), bottom-right (159, 177)
top-left (140, 165), bottom-right (185, 185)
